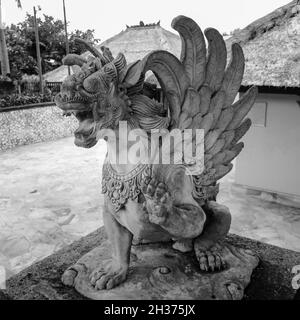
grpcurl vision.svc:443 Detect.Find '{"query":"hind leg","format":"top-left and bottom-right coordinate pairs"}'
top-left (194, 201), bottom-right (231, 272)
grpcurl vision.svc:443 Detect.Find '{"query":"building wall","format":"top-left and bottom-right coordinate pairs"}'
top-left (0, 105), bottom-right (78, 151)
top-left (235, 93), bottom-right (300, 196)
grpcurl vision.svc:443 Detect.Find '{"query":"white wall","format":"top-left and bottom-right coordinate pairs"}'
top-left (235, 93), bottom-right (300, 197)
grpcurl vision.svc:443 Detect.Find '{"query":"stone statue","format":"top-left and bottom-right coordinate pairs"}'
top-left (55, 16), bottom-right (259, 300)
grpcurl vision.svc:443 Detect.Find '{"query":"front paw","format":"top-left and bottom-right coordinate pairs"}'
top-left (142, 179), bottom-right (172, 225)
top-left (89, 261), bottom-right (128, 290)
top-left (194, 243), bottom-right (227, 272)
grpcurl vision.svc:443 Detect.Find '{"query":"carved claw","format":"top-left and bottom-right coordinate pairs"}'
top-left (89, 262), bottom-right (128, 290)
top-left (141, 178), bottom-right (158, 196)
top-left (61, 263), bottom-right (87, 286)
top-left (62, 269), bottom-right (77, 286)
top-left (195, 244), bottom-right (227, 272)
top-left (142, 181), bottom-right (172, 225)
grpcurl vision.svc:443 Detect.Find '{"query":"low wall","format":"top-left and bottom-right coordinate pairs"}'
top-left (0, 103), bottom-right (78, 151)
top-left (1, 229), bottom-right (300, 300)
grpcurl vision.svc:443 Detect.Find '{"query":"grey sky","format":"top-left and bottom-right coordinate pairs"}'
top-left (2, 0), bottom-right (291, 41)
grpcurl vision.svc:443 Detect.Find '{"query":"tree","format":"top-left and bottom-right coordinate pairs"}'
top-left (6, 12), bottom-right (100, 79)
top-left (5, 24), bottom-right (36, 78)
top-left (0, 0), bottom-right (22, 77)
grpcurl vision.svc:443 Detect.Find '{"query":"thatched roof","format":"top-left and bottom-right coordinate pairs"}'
top-left (228, 0), bottom-right (300, 88)
top-left (43, 65), bottom-right (73, 82)
top-left (44, 23), bottom-right (180, 82)
top-left (100, 22), bottom-right (181, 62)
top-left (45, 1), bottom-right (300, 88)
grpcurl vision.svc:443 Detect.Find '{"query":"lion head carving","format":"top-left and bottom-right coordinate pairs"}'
top-left (55, 39), bottom-right (169, 148)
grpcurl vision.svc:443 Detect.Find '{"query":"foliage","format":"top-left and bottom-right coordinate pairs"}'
top-left (0, 92), bottom-right (53, 109)
top-left (6, 12), bottom-right (100, 80)
top-left (20, 74), bottom-right (40, 83)
top-left (5, 25), bottom-right (37, 77)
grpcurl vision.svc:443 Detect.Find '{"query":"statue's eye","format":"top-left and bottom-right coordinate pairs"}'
top-left (88, 61), bottom-right (95, 70)
top-left (118, 85), bottom-right (126, 94)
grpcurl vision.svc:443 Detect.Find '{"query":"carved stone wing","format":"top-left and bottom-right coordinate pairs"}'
top-left (139, 15), bottom-right (258, 199)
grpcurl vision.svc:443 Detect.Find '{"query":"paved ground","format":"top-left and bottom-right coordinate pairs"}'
top-left (1, 137), bottom-right (300, 278)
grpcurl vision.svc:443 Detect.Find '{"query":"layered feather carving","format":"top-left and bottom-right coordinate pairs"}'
top-left (139, 15), bottom-right (258, 202)
top-left (141, 50), bottom-right (190, 127)
top-left (171, 15), bottom-right (206, 90)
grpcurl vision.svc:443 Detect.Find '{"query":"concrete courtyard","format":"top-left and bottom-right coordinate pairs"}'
top-left (0, 136), bottom-right (300, 278)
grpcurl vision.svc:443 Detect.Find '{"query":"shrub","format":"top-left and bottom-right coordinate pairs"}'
top-left (0, 92), bottom-right (54, 109)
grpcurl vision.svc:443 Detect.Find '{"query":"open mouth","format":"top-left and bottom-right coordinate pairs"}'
top-left (71, 110), bottom-right (97, 148)
top-left (74, 109), bottom-right (93, 121)
top-left (55, 96), bottom-right (96, 147)
top-left (54, 92), bottom-right (91, 112)
top-left (74, 120), bottom-right (97, 148)
top-left (66, 109), bottom-right (95, 135)
top-left (54, 91), bottom-right (94, 120)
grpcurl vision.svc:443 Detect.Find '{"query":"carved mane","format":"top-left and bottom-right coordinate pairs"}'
top-left (128, 94), bottom-right (169, 131)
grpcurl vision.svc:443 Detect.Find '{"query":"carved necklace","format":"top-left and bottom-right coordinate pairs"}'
top-left (102, 161), bottom-right (152, 212)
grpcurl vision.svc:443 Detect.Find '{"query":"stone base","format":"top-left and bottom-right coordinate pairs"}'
top-left (4, 230), bottom-right (300, 300)
top-left (68, 241), bottom-right (259, 300)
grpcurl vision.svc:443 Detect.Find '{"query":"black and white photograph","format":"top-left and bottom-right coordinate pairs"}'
top-left (0, 0), bottom-right (299, 305)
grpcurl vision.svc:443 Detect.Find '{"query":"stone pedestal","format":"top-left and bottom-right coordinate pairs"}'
top-left (3, 230), bottom-right (300, 300)
top-left (69, 240), bottom-right (259, 300)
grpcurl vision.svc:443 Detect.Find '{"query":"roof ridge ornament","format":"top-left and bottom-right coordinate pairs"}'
top-left (126, 20), bottom-right (161, 29)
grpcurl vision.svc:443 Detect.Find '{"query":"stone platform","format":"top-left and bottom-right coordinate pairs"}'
top-left (1, 228), bottom-right (300, 300)
top-left (63, 241), bottom-right (258, 300)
